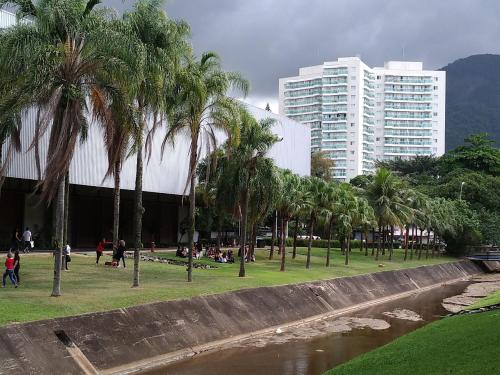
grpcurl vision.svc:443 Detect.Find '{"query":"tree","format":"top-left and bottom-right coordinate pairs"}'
top-left (164, 52), bottom-right (248, 282)
top-left (0, 0), bottom-right (136, 295)
top-left (0, 113), bottom-right (21, 197)
top-left (366, 168), bottom-right (411, 261)
top-left (302, 176), bottom-right (328, 269)
top-left (124, 0), bottom-right (190, 287)
top-left (311, 151), bottom-right (334, 181)
top-left (225, 111), bottom-right (278, 277)
top-left (275, 170), bottom-right (301, 271)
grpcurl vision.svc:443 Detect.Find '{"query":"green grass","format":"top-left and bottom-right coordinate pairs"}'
top-left (0, 247), bottom-right (453, 326)
top-left (467, 290), bottom-right (500, 310)
top-left (326, 310), bottom-right (500, 375)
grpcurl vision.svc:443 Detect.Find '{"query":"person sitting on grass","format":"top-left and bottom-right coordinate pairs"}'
top-left (220, 251), bottom-right (227, 263)
top-left (227, 250), bottom-right (234, 263)
top-left (114, 240), bottom-right (126, 268)
top-left (2, 252), bottom-right (18, 288)
top-left (214, 249), bottom-right (222, 262)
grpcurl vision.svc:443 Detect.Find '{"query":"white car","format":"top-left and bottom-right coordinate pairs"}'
top-left (297, 235), bottom-right (321, 240)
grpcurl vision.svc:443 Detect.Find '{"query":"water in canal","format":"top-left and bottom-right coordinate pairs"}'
top-left (146, 281), bottom-right (468, 375)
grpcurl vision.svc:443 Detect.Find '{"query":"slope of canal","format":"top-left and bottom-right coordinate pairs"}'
top-left (147, 281), bottom-right (469, 375)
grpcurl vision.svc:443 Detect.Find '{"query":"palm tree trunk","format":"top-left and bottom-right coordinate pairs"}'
top-left (388, 225), bottom-right (394, 261)
top-left (326, 219), bottom-right (332, 267)
top-left (426, 229), bottom-right (431, 259)
top-left (371, 228), bottom-right (375, 256)
top-left (63, 171), bottom-right (70, 246)
top-left (359, 231), bottom-right (363, 252)
top-left (277, 214), bottom-right (282, 255)
top-left (216, 218), bottom-right (222, 251)
top-left (410, 225), bottom-right (415, 260)
top-left (375, 225), bottom-right (381, 261)
top-left (239, 184), bottom-right (250, 277)
top-left (404, 225), bottom-right (409, 261)
top-left (364, 230), bottom-right (369, 256)
top-left (292, 216), bottom-right (299, 259)
top-left (113, 160), bottom-right (121, 253)
top-left (280, 218), bottom-right (287, 271)
top-left (132, 135), bottom-right (144, 288)
top-left (187, 141), bottom-right (198, 282)
top-left (249, 222), bottom-right (257, 261)
top-left (345, 235), bottom-right (350, 265)
top-left (269, 211), bottom-right (276, 260)
top-left (306, 216), bottom-right (314, 269)
top-left (431, 231), bottom-right (436, 258)
top-left (418, 228), bottom-right (423, 260)
top-left (51, 178), bottom-right (65, 297)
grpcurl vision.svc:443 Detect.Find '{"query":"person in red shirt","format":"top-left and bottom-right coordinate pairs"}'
top-left (96, 238), bottom-right (106, 265)
top-left (2, 252), bottom-right (18, 288)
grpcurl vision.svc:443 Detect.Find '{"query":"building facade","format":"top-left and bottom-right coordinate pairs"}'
top-left (279, 57), bottom-right (446, 181)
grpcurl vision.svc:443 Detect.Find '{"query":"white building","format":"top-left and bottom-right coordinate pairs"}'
top-left (279, 57), bottom-right (446, 181)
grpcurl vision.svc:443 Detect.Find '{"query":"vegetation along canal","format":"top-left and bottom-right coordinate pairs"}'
top-left (145, 281), bottom-right (470, 375)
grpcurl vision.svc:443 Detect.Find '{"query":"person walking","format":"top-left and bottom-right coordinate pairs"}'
top-left (13, 250), bottom-right (21, 284)
top-left (63, 243), bottom-right (71, 270)
top-left (22, 227), bottom-right (32, 253)
top-left (115, 240), bottom-right (126, 268)
top-left (96, 238), bottom-right (105, 265)
top-left (2, 253), bottom-right (18, 288)
top-left (10, 228), bottom-right (21, 252)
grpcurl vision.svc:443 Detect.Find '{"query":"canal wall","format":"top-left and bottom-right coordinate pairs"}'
top-left (0, 260), bottom-right (482, 374)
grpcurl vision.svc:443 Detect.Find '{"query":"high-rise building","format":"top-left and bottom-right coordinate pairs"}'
top-left (279, 57), bottom-right (446, 181)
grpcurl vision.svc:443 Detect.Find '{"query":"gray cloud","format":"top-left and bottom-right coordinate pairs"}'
top-left (106, 0), bottom-right (500, 109)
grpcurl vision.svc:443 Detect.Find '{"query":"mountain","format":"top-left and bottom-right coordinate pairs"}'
top-left (441, 54), bottom-right (500, 151)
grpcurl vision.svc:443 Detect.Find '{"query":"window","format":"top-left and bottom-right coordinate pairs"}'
top-left (376, 137), bottom-right (380, 141)
top-left (350, 122), bottom-right (355, 127)
top-left (351, 85), bottom-right (356, 90)
top-left (351, 76), bottom-right (356, 80)
top-left (433, 112), bottom-right (438, 116)
top-left (434, 86), bottom-right (438, 90)
top-left (350, 141), bottom-right (354, 145)
top-left (435, 77), bottom-right (439, 81)
top-left (434, 139), bottom-right (438, 143)
top-left (376, 102), bottom-right (381, 106)
top-left (377, 75), bottom-right (381, 80)
top-left (351, 95), bottom-right (356, 99)
top-left (350, 151), bottom-right (355, 155)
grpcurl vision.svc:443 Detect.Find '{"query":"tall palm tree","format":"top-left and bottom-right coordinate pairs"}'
top-left (0, 0), bottom-right (137, 296)
top-left (336, 184), bottom-right (358, 266)
top-left (275, 169), bottom-right (300, 271)
top-left (366, 168), bottom-right (411, 261)
top-left (222, 110), bottom-right (278, 277)
top-left (302, 176), bottom-right (329, 269)
top-left (124, 0), bottom-right (190, 287)
top-left (164, 53), bottom-right (248, 282)
top-left (323, 182), bottom-right (339, 267)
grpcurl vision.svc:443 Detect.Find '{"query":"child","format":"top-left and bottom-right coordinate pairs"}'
top-left (2, 252), bottom-right (18, 288)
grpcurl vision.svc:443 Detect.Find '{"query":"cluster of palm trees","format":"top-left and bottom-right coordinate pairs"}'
top-left (0, 0), bottom-right (251, 293)
top-left (202, 153), bottom-right (468, 275)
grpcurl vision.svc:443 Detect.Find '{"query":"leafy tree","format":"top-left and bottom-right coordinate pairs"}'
top-left (311, 151), bottom-right (334, 181)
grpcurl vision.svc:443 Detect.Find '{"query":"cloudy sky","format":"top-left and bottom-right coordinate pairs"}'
top-left (107, 0), bottom-right (500, 111)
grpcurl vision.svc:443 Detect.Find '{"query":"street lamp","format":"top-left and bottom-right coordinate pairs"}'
top-left (459, 181), bottom-right (465, 200)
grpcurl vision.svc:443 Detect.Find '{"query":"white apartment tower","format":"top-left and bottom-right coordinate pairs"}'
top-left (279, 57), bottom-right (446, 181)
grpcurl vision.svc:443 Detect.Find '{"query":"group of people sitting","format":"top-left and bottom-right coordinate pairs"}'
top-left (175, 243), bottom-right (235, 263)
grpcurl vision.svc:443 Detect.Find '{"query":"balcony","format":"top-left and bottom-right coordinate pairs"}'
top-left (384, 94), bottom-right (433, 102)
top-left (384, 76), bottom-right (434, 84)
top-left (323, 68), bottom-right (348, 76)
top-left (385, 111), bottom-right (432, 119)
top-left (384, 103), bottom-right (432, 111)
top-left (384, 86), bottom-right (433, 93)
top-left (285, 79), bottom-right (322, 90)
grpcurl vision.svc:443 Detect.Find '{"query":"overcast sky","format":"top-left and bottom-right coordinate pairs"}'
top-left (107, 0), bottom-right (500, 111)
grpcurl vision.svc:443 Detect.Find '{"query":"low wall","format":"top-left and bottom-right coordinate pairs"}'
top-left (0, 261), bottom-right (482, 374)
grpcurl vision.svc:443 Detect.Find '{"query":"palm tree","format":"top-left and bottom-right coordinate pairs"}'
top-left (275, 170), bottom-right (301, 271)
top-left (226, 111), bottom-right (279, 277)
top-left (0, 0), bottom-right (136, 296)
top-left (124, 0), bottom-right (190, 287)
top-left (302, 176), bottom-right (328, 269)
top-left (163, 53), bottom-right (248, 282)
top-left (366, 168), bottom-right (411, 261)
top-left (335, 184), bottom-right (358, 266)
top-left (323, 182), bottom-right (339, 267)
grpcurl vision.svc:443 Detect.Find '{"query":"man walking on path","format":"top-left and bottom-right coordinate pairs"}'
top-left (22, 227), bottom-right (32, 253)
top-left (2, 253), bottom-right (18, 288)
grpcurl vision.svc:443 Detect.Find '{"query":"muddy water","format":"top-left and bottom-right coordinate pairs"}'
top-left (146, 282), bottom-right (469, 375)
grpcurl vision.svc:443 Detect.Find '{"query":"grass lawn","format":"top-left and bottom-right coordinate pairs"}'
top-left (467, 290), bottom-right (500, 310)
top-left (326, 310), bottom-right (500, 375)
top-left (0, 247), bottom-right (454, 326)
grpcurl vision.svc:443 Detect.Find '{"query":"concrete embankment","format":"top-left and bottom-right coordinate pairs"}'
top-left (0, 261), bottom-right (482, 375)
